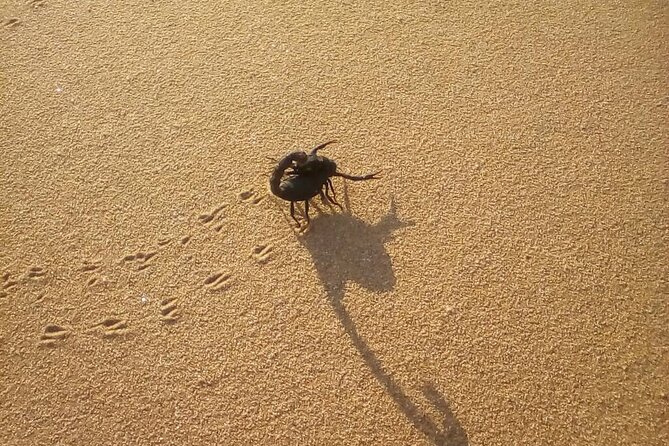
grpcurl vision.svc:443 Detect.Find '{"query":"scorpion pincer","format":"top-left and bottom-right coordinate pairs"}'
top-left (269, 141), bottom-right (380, 227)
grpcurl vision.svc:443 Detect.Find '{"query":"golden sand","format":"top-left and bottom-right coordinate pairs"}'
top-left (1, 1), bottom-right (667, 444)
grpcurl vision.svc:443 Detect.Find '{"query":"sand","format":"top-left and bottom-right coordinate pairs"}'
top-left (1, 1), bottom-right (667, 445)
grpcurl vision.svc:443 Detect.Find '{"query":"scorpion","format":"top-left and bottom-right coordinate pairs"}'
top-left (269, 141), bottom-right (380, 227)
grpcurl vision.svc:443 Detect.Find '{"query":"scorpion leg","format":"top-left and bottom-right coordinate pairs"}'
top-left (325, 179), bottom-right (343, 210)
top-left (289, 201), bottom-right (301, 227)
top-left (308, 140), bottom-right (337, 156)
top-left (319, 189), bottom-right (328, 205)
top-left (304, 200), bottom-right (311, 225)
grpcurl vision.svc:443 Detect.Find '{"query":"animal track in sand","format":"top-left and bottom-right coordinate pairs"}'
top-left (79, 260), bottom-right (101, 272)
top-left (3, 18), bottom-right (20, 28)
top-left (157, 237), bottom-right (172, 247)
top-left (38, 324), bottom-right (70, 347)
top-left (203, 271), bottom-right (232, 291)
top-left (120, 250), bottom-right (157, 271)
top-left (91, 318), bottom-right (130, 338)
top-left (1, 272), bottom-right (18, 296)
top-left (80, 260), bottom-right (107, 288)
top-left (26, 266), bottom-right (47, 279)
top-left (180, 235), bottom-right (192, 246)
top-left (85, 275), bottom-right (108, 288)
top-left (238, 188), bottom-right (266, 205)
top-left (28, 0), bottom-right (46, 8)
top-left (251, 244), bottom-right (274, 264)
top-left (160, 298), bottom-right (180, 323)
top-left (198, 204), bottom-right (226, 232)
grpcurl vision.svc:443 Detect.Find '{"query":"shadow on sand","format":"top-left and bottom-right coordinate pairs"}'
top-left (298, 198), bottom-right (468, 446)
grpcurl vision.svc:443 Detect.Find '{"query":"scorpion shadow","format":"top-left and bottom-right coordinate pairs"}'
top-left (299, 199), bottom-right (469, 446)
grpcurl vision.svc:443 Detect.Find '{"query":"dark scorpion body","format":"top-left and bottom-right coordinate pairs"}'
top-left (269, 141), bottom-right (380, 227)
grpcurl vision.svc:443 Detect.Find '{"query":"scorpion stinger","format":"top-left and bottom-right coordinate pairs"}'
top-left (333, 171), bottom-right (381, 181)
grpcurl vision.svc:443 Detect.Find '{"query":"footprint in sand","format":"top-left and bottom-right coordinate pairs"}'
top-left (1, 272), bottom-right (18, 297)
top-left (80, 260), bottom-right (108, 288)
top-left (3, 18), bottom-right (20, 28)
top-left (238, 188), bottom-right (266, 205)
top-left (160, 298), bottom-right (180, 323)
top-left (156, 236), bottom-right (173, 247)
top-left (198, 204), bottom-right (226, 233)
top-left (85, 275), bottom-right (109, 288)
top-left (26, 266), bottom-right (47, 279)
top-left (90, 318), bottom-right (130, 338)
top-left (28, 0), bottom-right (46, 8)
top-left (120, 251), bottom-right (157, 271)
top-left (79, 260), bottom-right (101, 272)
top-left (203, 271), bottom-right (232, 291)
top-left (251, 244), bottom-right (274, 264)
top-left (38, 324), bottom-right (70, 347)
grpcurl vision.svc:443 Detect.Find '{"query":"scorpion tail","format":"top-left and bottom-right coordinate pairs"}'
top-left (333, 171), bottom-right (381, 181)
top-left (309, 140), bottom-right (337, 155)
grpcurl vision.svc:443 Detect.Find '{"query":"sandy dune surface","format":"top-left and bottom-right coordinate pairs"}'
top-left (1, 1), bottom-right (667, 445)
